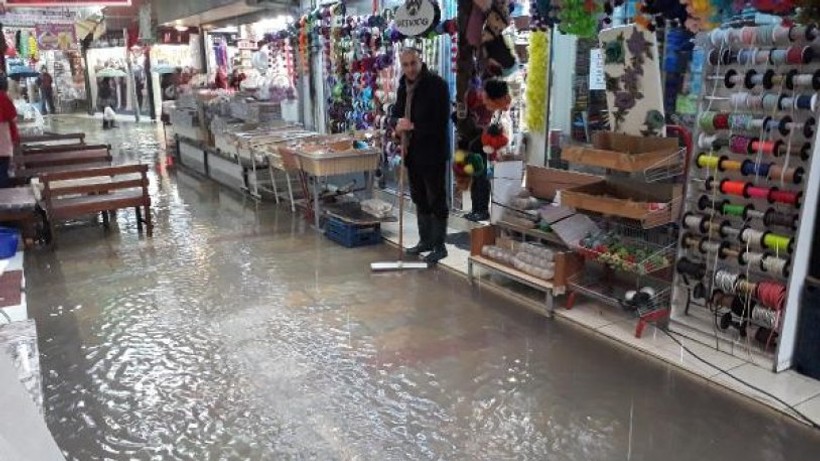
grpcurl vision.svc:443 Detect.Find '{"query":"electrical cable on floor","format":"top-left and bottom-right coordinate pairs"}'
top-left (660, 328), bottom-right (820, 430)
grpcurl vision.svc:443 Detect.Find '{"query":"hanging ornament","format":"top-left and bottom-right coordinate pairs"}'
top-left (481, 122), bottom-right (509, 162)
top-left (483, 79), bottom-right (511, 111)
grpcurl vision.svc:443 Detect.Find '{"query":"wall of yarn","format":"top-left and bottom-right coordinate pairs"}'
top-left (673, 23), bottom-right (819, 354)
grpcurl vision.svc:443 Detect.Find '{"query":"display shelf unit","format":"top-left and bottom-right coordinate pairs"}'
top-left (566, 268), bottom-right (672, 337)
top-left (468, 225), bottom-right (584, 316)
top-left (560, 124), bottom-right (688, 333)
top-left (670, 24), bottom-right (820, 372)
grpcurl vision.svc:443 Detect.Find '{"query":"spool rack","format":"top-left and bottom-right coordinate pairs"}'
top-left (670, 24), bottom-right (820, 371)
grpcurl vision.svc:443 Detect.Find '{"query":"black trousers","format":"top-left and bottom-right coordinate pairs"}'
top-left (470, 173), bottom-right (491, 214)
top-left (0, 157), bottom-right (10, 188)
top-left (407, 163), bottom-right (448, 219)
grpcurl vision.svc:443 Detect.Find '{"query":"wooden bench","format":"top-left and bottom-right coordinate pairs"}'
top-left (40, 164), bottom-right (153, 246)
top-left (20, 143), bottom-right (109, 156)
top-left (20, 132), bottom-right (86, 148)
top-left (13, 146), bottom-right (113, 179)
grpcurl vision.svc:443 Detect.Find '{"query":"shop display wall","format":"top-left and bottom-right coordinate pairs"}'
top-left (671, 24), bottom-right (820, 371)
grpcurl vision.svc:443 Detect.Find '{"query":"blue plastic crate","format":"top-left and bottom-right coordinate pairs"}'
top-left (325, 218), bottom-right (382, 248)
top-left (0, 227), bottom-right (19, 259)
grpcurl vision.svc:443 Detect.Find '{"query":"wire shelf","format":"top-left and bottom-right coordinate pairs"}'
top-left (568, 269), bottom-right (672, 316)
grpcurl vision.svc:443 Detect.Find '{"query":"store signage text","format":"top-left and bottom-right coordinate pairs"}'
top-left (394, 0), bottom-right (437, 37)
top-left (4, 1), bottom-right (131, 6)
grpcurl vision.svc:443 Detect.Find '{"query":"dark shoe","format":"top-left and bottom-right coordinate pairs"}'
top-left (465, 211), bottom-right (490, 222)
top-left (424, 245), bottom-right (448, 264)
top-left (406, 213), bottom-right (433, 256)
top-left (424, 216), bottom-right (448, 264)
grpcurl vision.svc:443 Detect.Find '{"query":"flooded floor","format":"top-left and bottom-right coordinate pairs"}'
top-left (25, 117), bottom-right (820, 460)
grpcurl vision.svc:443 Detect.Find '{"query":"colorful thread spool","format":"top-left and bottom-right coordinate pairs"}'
top-left (748, 139), bottom-right (781, 156)
top-left (730, 136), bottom-right (753, 154)
top-left (769, 189), bottom-right (801, 207)
top-left (720, 158), bottom-right (743, 172)
top-left (741, 228), bottom-right (766, 247)
top-left (720, 180), bottom-right (748, 197)
top-left (789, 25), bottom-right (818, 43)
top-left (746, 185), bottom-right (771, 200)
top-left (786, 69), bottom-right (820, 91)
top-left (787, 46), bottom-right (814, 65)
top-left (763, 232), bottom-right (794, 254)
top-left (741, 160), bottom-right (771, 178)
top-left (768, 165), bottom-right (804, 184)
top-left (722, 203), bottom-right (748, 218)
top-left (696, 153), bottom-right (721, 169)
top-left (764, 209), bottom-right (798, 230)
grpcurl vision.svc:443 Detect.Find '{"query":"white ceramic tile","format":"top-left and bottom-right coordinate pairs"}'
top-left (554, 302), bottom-right (632, 330)
top-left (793, 395), bottom-right (820, 427)
top-left (712, 364), bottom-right (820, 407)
top-left (5, 251), bottom-right (23, 273)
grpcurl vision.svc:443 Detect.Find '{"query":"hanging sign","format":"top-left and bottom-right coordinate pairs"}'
top-left (394, 0), bottom-right (440, 37)
top-left (0, 9), bottom-right (76, 26)
top-left (4, 1), bottom-right (131, 5)
top-left (35, 23), bottom-right (77, 51)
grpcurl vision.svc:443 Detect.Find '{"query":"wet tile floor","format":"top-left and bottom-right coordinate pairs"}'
top-left (23, 116), bottom-right (820, 460)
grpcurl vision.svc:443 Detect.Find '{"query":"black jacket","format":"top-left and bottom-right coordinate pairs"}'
top-left (391, 65), bottom-right (451, 167)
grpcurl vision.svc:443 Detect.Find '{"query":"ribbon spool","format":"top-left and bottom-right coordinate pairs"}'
top-left (676, 257), bottom-right (707, 280)
top-left (768, 165), bottom-right (804, 184)
top-left (756, 281), bottom-right (787, 311)
top-left (748, 139), bottom-right (783, 156)
top-left (748, 185), bottom-right (771, 201)
top-left (763, 209), bottom-right (798, 230)
top-left (714, 269), bottom-right (745, 294)
top-left (761, 254), bottom-right (791, 278)
top-left (740, 249), bottom-right (765, 268)
top-left (722, 203), bottom-right (750, 219)
top-left (720, 158), bottom-right (743, 172)
top-left (719, 179), bottom-right (749, 197)
top-left (769, 189), bottom-right (802, 208)
top-left (762, 232), bottom-right (794, 254)
top-left (683, 212), bottom-right (710, 234)
top-left (740, 160), bottom-right (771, 178)
top-left (743, 69), bottom-right (779, 89)
top-left (786, 69), bottom-right (820, 91)
top-left (741, 228), bottom-right (766, 247)
top-left (752, 304), bottom-right (778, 329)
top-left (729, 136), bottom-right (754, 155)
top-left (719, 221), bottom-right (742, 241)
top-left (787, 45), bottom-right (814, 65)
top-left (698, 195), bottom-right (727, 214)
top-left (789, 25), bottom-right (819, 43)
top-left (711, 291), bottom-right (746, 316)
top-left (696, 153), bottom-right (723, 170)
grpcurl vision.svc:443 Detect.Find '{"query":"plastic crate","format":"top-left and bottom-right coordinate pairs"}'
top-left (325, 218), bottom-right (382, 248)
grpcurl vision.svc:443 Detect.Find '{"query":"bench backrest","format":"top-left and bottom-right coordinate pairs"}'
top-left (20, 132), bottom-right (86, 149)
top-left (15, 148), bottom-right (113, 171)
top-left (21, 143), bottom-right (110, 156)
top-left (41, 164), bottom-right (150, 202)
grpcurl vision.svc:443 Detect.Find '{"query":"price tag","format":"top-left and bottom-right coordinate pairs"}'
top-left (589, 48), bottom-right (606, 91)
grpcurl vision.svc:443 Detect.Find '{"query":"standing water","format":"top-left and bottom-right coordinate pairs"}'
top-left (23, 117), bottom-right (820, 460)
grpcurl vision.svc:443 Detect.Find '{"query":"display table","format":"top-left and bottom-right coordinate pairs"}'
top-left (293, 147), bottom-right (380, 230)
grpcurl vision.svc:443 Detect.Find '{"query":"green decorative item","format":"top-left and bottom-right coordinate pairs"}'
top-left (603, 35), bottom-right (625, 64)
top-left (557, 0), bottom-right (602, 38)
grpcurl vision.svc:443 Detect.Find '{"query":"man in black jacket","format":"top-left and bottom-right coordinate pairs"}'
top-left (392, 47), bottom-right (451, 264)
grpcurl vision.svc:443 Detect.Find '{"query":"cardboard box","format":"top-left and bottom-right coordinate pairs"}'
top-left (561, 179), bottom-right (681, 228)
top-left (525, 165), bottom-right (602, 201)
top-left (561, 132), bottom-right (680, 173)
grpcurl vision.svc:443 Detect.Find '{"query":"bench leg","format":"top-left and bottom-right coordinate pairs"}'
top-left (102, 211), bottom-right (110, 228)
top-left (144, 205), bottom-right (153, 237)
top-left (135, 207), bottom-right (143, 232)
top-left (47, 217), bottom-right (57, 250)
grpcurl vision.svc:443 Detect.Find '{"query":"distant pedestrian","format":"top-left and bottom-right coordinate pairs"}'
top-left (37, 66), bottom-right (55, 115)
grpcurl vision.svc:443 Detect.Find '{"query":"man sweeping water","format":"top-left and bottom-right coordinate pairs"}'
top-left (391, 47), bottom-right (452, 264)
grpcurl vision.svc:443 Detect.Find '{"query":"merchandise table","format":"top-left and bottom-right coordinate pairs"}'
top-left (294, 148), bottom-right (380, 231)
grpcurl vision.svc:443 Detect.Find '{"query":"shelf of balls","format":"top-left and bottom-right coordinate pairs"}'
top-left (566, 269), bottom-right (671, 316)
top-left (575, 233), bottom-right (674, 276)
